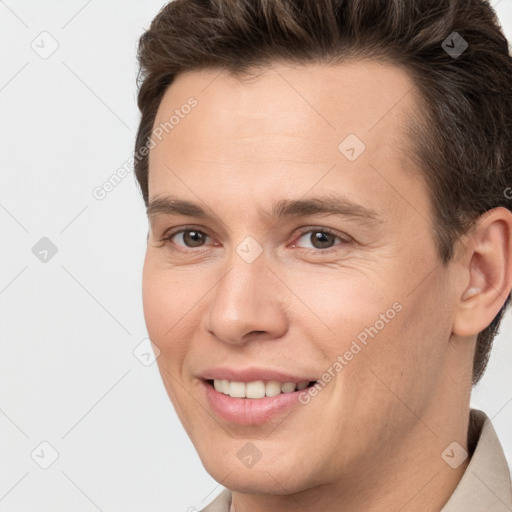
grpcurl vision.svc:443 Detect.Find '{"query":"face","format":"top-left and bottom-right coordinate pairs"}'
top-left (142, 61), bottom-right (460, 494)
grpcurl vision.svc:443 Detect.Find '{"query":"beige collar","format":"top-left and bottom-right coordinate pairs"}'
top-left (441, 408), bottom-right (512, 511)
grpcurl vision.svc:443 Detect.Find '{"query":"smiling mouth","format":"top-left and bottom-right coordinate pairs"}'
top-left (206, 379), bottom-right (317, 399)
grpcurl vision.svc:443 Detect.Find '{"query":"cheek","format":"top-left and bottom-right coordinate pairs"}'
top-left (346, 272), bottom-right (453, 409)
top-left (141, 262), bottom-right (166, 342)
top-left (141, 254), bottom-right (208, 364)
top-left (287, 267), bottom-right (397, 355)
top-left (141, 256), bottom-right (184, 355)
top-left (308, 256), bottom-right (451, 403)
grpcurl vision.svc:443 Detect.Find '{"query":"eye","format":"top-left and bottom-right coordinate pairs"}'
top-left (162, 227), bottom-right (213, 249)
top-left (292, 228), bottom-right (350, 251)
top-left (159, 226), bottom-right (351, 253)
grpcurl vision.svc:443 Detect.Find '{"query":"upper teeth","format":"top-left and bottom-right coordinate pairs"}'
top-left (213, 379), bottom-right (310, 399)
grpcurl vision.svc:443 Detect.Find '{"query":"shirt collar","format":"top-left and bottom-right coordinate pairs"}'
top-left (441, 408), bottom-right (512, 511)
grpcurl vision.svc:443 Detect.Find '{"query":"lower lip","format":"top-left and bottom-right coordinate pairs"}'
top-left (201, 380), bottom-right (311, 425)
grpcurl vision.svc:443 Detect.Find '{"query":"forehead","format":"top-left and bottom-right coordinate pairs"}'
top-left (148, 60), bottom-right (428, 224)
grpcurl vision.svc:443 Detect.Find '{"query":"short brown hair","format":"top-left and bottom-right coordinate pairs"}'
top-left (134, 0), bottom-right (512, 385)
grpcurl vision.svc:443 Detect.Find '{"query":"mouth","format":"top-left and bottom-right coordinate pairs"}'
top-left (201, 378), bottom-right (319, 425)
top-left (205, 378), bottom-right (318, 399)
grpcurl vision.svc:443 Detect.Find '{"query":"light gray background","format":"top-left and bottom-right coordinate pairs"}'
top-left (1, 1), bottom-right (511, 511)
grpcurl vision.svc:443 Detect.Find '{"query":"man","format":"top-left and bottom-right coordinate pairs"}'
top-left (133, 0), bottom-right (512, 510)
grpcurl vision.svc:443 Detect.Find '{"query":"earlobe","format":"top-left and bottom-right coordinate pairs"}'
top-left (453, 207), bottom-right (512, 338)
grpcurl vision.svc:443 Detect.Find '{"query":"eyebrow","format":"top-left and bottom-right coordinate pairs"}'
top-left (146, 194), bottom-right (381, 226)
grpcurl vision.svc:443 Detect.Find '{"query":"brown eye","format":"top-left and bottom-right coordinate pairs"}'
top-left (176, 230), bottom-right (208, 247)
top-left (292, 228), bottom-right (350, 251)
top-left (309, 231), bottom-right (337, 249)
top-left (183, 231), bottom-right (206, 247)
top-left (163, 229), bottom-right (211, 249)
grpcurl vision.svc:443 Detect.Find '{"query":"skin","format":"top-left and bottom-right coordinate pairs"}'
top-left (142, 60), bottom-right (512, 512)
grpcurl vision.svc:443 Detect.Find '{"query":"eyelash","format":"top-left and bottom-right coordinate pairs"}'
top-left (159, 225), bottom-right (352, 254)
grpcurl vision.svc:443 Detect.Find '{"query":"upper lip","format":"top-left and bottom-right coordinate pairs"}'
top-left (197, 366), bottom-right (318, 383)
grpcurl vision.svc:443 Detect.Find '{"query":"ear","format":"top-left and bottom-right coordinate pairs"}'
top-left (453, 207), bottom-right (512, 337)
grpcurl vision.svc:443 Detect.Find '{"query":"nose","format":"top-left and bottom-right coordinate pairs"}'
top-left (205, 250), bottom-right (289, 346)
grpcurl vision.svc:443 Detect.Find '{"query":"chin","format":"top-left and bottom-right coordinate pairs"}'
top-left (200, 449), bottom-right (317, 495)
